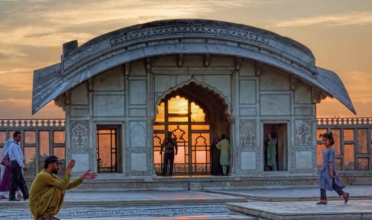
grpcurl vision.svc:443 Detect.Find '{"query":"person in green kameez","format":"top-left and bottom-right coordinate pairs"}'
top-left (216, 134), bottom-right (230, 175)
top-left (29, 156), bottom-right (97, 220)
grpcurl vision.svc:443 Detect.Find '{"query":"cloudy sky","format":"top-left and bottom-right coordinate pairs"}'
top-left (0, 0), bottom-right (371, 119)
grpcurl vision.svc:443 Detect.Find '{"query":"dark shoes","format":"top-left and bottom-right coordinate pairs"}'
top-left (343, 193), bottom-right (349, 204)
top-left (8, 198), bottom-right (21, 201)
top-left (316, 201), bottom-right (327, 205)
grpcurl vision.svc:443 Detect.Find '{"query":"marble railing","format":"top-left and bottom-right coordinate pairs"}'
top-left (0, 119), bottom-right (65, 128)
top-left (317, 117), bottom-right (372, 126)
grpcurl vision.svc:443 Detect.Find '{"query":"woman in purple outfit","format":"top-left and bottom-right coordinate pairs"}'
top-left (0, 139), bottom-right (22, 199)
top-left (317, 132), bottom-right (349, 205)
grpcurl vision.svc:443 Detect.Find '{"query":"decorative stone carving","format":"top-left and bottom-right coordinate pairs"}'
top-left (295, 120), bottom-right (312, 146)
top-left (71, 121), bottom-right (88, 148)
top-left (240, 120), bottom-right (256, 147)
top-left (109, 24), bottom-right (271, 48)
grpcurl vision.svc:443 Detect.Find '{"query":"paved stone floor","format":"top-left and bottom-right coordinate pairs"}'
top-left (1, 187), bottom-right (372, 220)
top-left (227, 200), bottom-right (372, 220)
top-left (0, 204), bottom-right (231, 220)
top-left (0, 191), bottom-right (245, 206)
top-left (209, 185), bottom-right (372, 201)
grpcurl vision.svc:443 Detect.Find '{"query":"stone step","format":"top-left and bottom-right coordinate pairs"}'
top-left (208, 185), bottom-right (372, 202)
top-left (64, 215), bottom-right (256, 220)
top-left (227, 200), bottom-right (372, 220)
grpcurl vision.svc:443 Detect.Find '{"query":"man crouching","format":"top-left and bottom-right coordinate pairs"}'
top-left (29, 156), bottom-right (97, 220)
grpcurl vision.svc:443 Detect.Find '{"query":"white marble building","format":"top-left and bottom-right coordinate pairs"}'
top-left (32, 20), bottom-right (355, 189)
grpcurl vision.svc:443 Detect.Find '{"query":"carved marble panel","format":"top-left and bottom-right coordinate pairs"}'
top-left (93, 66), bottom-right (125, 91)
top-left (130, 153), bottom-right (147, 171)
top-left (295, 107), bottom-right (313, 116)
top-left (239, 108), bottom-right (256, 116)
top-left (129, 80), bottom-right (147, 105)
top-left (260, 94), bottom-right (290, 116)
top-left (295, 84), bottom-right (312, 104)
top-left (235, 147), bottom-right (260, 175)
top-left (71, 82), bottom-right (88, 105)
top-left (239, 61), bottom-right (255, 76)
top-left (295, 120), bottom-right (312, 146)
top-left (66, 148), bottom-right (95, 174)
top-left (130, 122), bottom-right (147, 147)
top-left (290, 146), bottom-right (317, 174)
top-left (129, 108), bottom-right (147, 117)
top-left (260, 67), bottom-right (289, 91)
top-left (71, 153), bottom-right (90, 172)
top-left (93, 95), bottom-right (125, 117)
top-left (71, 121), bottom-right (89, 148)
top-left (130, 59), bottom-right (146, 76)
top-left (240, 151), bottom-right (256, 170)
top-left (239, 80), bottom-right (256, 104)
top-left (240, 119), bottom-right (256, 147)
top-left (295, 151), bottom-right (313, 169)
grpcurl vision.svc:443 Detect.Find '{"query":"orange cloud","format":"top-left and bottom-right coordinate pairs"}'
top-left (277, 10), bottom-right (372, 27)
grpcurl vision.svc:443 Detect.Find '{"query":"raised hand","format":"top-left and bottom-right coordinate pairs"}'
top-left (82, 169), bottom-right (98, 180)
top-left (66, 159), bottom-right (75, 172)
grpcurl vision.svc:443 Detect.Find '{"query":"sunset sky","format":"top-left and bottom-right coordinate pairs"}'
top-left (0, 0), bottom-right (371, 119)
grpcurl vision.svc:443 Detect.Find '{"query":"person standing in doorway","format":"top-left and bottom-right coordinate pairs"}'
top-left (216, 134), bottom-right (230, 176)
top-left (160, 132), bottom-right (178, 176)
top-left (8, 131), bottom-right (29, 201)
top-left (317, 132), bottom-right (349, 205)
top-left (211, 137), bottom-right (222, 175)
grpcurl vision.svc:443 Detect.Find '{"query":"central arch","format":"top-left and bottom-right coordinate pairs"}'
top-left (153, 82), bottom-right (230, 176)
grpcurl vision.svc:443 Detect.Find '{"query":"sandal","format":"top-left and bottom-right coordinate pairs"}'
top-left (343, 193), bottom-right (349, 204)
top-left (0, 195), bottom-right (8, 199)
top-left (316, 201), bottom-right (327, 205)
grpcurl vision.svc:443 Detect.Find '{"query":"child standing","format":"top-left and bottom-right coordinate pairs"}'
top-left (317, 132), bottom-right (349, 205)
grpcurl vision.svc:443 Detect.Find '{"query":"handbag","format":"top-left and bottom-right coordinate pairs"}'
top-left (0, 155), bottom-right (10, 167)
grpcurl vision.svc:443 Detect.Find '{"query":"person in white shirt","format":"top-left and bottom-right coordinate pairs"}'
top-left (0, 139), bottom-right (22, 199)
top-left (8, 131), bottom-right (29, 201)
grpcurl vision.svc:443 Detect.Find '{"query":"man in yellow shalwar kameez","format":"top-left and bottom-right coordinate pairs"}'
top-left (29, 156), bottom-right (97, 220)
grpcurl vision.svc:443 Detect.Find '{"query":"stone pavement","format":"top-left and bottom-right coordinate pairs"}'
top-left (209, 185), bottom-right (372, 201)
top-left (0, 190), bottom-right (246, 207)
top-left (227, 200), bottom-right (372, 220)
top-left (2, 187), bottom-right (372, 220)
top-left (0, 204), bottom-right (246, 220)
top-left (0, 191), bottom-right (247, 220)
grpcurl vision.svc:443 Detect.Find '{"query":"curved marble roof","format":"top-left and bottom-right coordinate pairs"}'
top-left (32, 19), bottom-right (355, 114)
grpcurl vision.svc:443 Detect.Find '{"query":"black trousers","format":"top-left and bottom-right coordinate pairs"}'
top-left (9, 161), bottom-right (29, 200)
top-left (320, 178), bottom-right (343, 200)
top-left (162, 152), bottom-right (175, 176)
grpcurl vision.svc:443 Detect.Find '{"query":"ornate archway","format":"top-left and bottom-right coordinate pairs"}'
top-left (153, 82), bottom-right (230, 175)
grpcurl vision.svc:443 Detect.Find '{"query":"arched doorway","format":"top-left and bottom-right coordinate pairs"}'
top-left (153, 82), bottom-right (230, 176)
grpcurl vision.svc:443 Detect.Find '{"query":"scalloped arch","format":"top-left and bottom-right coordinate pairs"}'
top-left (155, 79), bottom-right (231, 119)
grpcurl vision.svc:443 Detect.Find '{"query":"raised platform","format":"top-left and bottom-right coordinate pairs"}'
top-left (58, 175), bottom-right (318, 191)
top-left (227, 200), bottom-right (372, 220)
top-left (209, 185), bottom-right (372, 201)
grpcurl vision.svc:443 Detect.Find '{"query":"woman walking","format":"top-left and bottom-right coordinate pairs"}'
top-left (317, 132), bottom-right (349, 205)
top-left (0, 139), bottom-right (22, 199)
